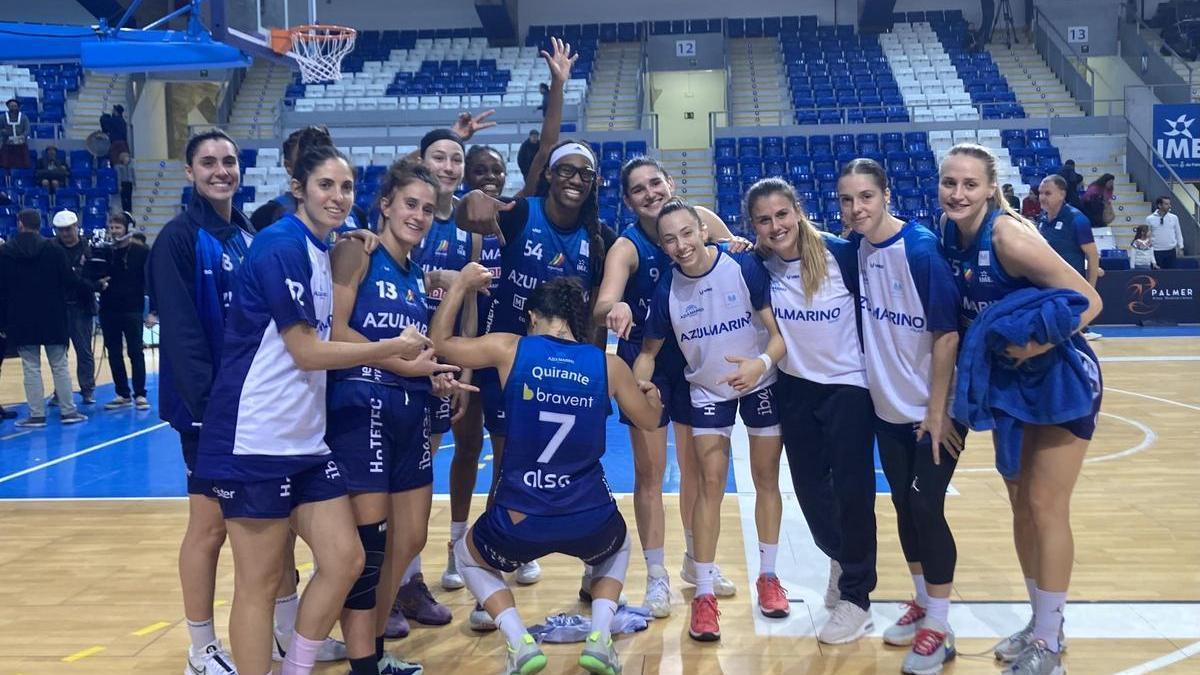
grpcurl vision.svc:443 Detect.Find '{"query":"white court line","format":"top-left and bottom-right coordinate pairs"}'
top-left (1107, 387), bottom-right (1200, 412)
top-left (954, 411), bottom-right (1156, 473)
top-left (0, 422), bottom-right (170, 485)
top-left (1100, 356), bottom-right (1200, 362)
top-left (1114, 640), bottom-right (1200, 674)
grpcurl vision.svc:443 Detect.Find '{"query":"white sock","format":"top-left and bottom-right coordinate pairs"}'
top-left (274, 593), bottom-right (299, 634)
top-left (495, 607), bottom-right (527, 649)
top-left (402, 555), bottom-right (422, 585)
top-left (186, 618), bottom-right (217, 651)
top-left (912, 574), bottom-right (929, 608)
top-left (758, 542), bottom-right (778, 577)
top-left (1032, 588), bottom-right (1066, 652)
top-left (590, 598), bottom-right (618, 641)
top-left (684, 530), bottom-right (695, 559)
top-left (1025, 577), bottom-right (1038, 613)
top-left (450, 521), bottom-right (468, 543)
top-left (644, 547), bottom-right (665, 570)
top-left (925, 596), bottom-right (950, 626)
top-left (694, 561), bottom-right (715, 597)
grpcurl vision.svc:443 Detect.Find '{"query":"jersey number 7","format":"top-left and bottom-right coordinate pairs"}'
top-left (536, 411), bottom-right (576, 464)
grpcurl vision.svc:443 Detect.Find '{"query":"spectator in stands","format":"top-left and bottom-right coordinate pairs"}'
top-left (1146, 196), bottom-right (1185, 269)
top-left (1038, 175), bottom-right (1102, 340)
top-left (964, 22), bottom-right (983, 52)
top-left (51, 210), bottom-right (104, 406)
top-left (115, 151), bottom-right (135, 213)
top-left (36, 146), bottom-right (70, 193)
top-left (98, 212), bottom-right (150, 411)
top-left (1002, 183), bottom-right (1020, 210)
top-left (100, 105), bottom-right (129, 162)
top-left (0, 209), bottom-right (87, 427)
top-left (1022, 185), bottom-right (1042, 218)
top-left (1131, 225), bottom-right (1157, 270)
top-left (1060, 159), bottom-right (1083, 207)
top-left (537, 82), bottom-right (551, 117)
top-left (518, 129), bottom-right (540, 181)
top-left (0, 230), bottom-right (12, 421)
top-left (1, 99), bottom-right (31, 170)
top-left (1081, 173), bottom-right (1116, 228)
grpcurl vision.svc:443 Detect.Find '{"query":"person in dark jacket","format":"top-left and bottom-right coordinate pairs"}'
top-left (100, 104), bottom-right (129, 162)
top-left (517, 129), bottom-right (540, 180)
top-left (1059, 159), bottom-right (1083, 208)
top-left (98, 212), bottom-right (150, 410)
top-left (0, 209), bottom-right (87, 427)
top-left (50, 210), bottom-right (102, 405)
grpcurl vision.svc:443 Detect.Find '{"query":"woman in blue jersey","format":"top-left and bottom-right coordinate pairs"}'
top-left (431, 270), bottom-right (662, 675)
top-left (635, 197), bottom-right (787, 641)
top-left (592, 157), bottom-right (742, 616)
top-left (327, 161), bottom-right (467, 675)
top-left (838, 158), bottom-right (964, 675)
top-left (938, 144), bottom-right (1103, 674)
top-left (745, 177), bottom-right (879, 645)
top-left (195, 145), bottom-right (426, 675)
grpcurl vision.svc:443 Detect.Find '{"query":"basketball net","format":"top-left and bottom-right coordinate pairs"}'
top-left (271, 24), bottom-right (357, 83)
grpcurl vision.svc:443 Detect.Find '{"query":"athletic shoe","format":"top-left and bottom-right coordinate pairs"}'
top-left (505, 633), bottom-right (546, 675)
top-left (105, 396), bottom-right (132, 410)
top-left (643, 565), bottom-right (672, 618)
top-left (688, 594), bottom-right (721, 642)
top-left (469, 602), bottom-right (497, 631)
top-left (384, 593), bottom-right (411, 638)
top-left (579, 630), bottom-right (621, 675)
top-left (61, 411), bottom-right (87, 424)
top-left (578, 571), bottom-right (628, 606)
top-left (135, 395), bottom-right (151, 410)
top-left (441, 540), bottom-right (464, 590)
top-left (1082, 331), bottom-right (1102, 341)
top-left (0, 408), bottom-right (16, 420)
top-left (680, 553), bottom-right (736, 597)
top-left (15, 416), bottom-right (47, 428)
top-left (81, 394), bottom-right (95, 405)
top-left (271, 629), bottom-right (348, 662)
top-left (883, 600), bottom-right (926, 646)
top-left (756, 574), bottom-right (790, 618)
top-left (995, 620), bottom-right (1067, 663)
top-left (185, 638), bottom-right (236, 674)
top-left (825, 559), bottom-right (842, 609)
top-left (818, 599), bottom-right (874, 645)
top-left (1001, 639), bottom-right (1064, 675)
top-left (901, 617), bottom-right (955, 675)
top-left (378, 652), bottom-right (423, 674)
top-left (515, 560), bottom-right (542, 585)
top-left (397, 575), bottom-right (452, 625)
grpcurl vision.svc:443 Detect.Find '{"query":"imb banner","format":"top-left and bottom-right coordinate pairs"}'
top-left (1153, 104), bottom-right (1200, 180)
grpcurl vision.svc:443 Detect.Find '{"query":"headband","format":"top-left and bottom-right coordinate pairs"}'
top-left (549, 142), bottom-right (596, 169)
top-left (420, 128), bottom-right (464, 157)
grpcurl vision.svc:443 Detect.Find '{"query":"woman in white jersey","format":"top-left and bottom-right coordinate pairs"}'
top-left (194, 146), bottom-right (427, 675)
top-left (745, 177), bottom-right (879, 646)
top-left (838, 158), bottom-right (964, 675)
top-left (635, 197), bottom-right (787, 641)
top-left (592, 157), bottom-right (742, 616)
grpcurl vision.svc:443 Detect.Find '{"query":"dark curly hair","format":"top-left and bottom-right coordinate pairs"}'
top-left (527, 276), bottom-right (590, 342)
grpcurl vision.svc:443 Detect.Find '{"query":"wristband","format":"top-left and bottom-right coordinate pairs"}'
top-left (757, 353), bottom-right (774, 371)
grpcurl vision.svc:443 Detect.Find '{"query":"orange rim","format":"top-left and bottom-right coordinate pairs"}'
top-left (269, 24), bottom-right (357, 55)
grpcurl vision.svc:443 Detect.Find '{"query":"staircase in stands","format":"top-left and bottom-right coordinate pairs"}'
top-left (1053, 134), bottom-right (1154, 249)
top-left (584, 44), bottom-right (642, 131)
top-left (225, 61), bottom-right (291, 140)
top-left (988, 41), bottom-right (1084, 117)
top-left (659, 149), bottom-right (715, 211)
top-left (727, 37), bottom-right (790, 127)
top-left (130, 158), bottom-right (187, 240)
top-left (65, 73), bottom-right (130, 141)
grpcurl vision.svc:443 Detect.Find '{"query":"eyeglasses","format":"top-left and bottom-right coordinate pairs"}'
top-left (552, 163), bottom-right (597, 184)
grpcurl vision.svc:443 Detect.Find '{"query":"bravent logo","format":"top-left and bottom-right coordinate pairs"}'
top-left (1153, 105), bottom-right (1200, 179)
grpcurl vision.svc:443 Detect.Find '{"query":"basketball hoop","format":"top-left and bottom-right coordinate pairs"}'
top-left (271, 24), bottom-right (357, 84)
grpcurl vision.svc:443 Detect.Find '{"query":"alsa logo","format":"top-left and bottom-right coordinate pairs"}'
top-left (679, 312), bottom-right (752, 342)
top-left (523, 469), bottom-right (570, 489)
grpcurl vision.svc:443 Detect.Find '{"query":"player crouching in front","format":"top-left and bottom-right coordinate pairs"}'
top-left (431, 267), bottom-right (662, 675)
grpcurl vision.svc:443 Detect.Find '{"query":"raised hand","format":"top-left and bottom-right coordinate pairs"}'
top-left (539, 36), bottom-right (579, 85)
top-left (452, 109), bottom-right (497, 142)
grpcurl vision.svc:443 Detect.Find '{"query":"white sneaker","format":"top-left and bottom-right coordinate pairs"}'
top-left (1082, 330), bottom-right (1102, 341)
top-left (469, 602), bottom-right (497, 631)
top-left (271, 628), bottom-right (347, 662)
top-left (186, 638), bottom-right (237, 674)
top-left (680, 553), bottom-right (736, 597)
top-left (825, 559), bottom-right (842, 609)
top-left (817, 600), bottom-right (874, 645)
top-left (441, 540), bottom-right (464, 590)
top-left (643, 566), bottom-right (672, 618)
top-left (515, 560), bottom-right (542, 585)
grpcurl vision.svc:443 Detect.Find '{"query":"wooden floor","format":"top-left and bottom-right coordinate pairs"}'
top-left (1, 336), bottom-right (1198, 673)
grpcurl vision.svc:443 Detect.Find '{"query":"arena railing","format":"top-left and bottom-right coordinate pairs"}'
top-left (1124, 116), bottom-right (1200, 252)
top-left (1131, 15), bottom-right (1197, 88)
top-left (1032, 5), bottom-right (1104, 115)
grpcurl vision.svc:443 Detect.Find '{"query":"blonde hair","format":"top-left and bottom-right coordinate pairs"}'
top-left (944, 143), bottom-right (1038, 232)
top-left (744, 177), bottom-right (829, 300)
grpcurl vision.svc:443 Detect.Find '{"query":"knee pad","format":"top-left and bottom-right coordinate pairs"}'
top-left (589, 533), bottom-right (631, 587)
top-left (453, 535), bottom-right (508, 605)
top-left (344, 520), bottom-right (387, 610)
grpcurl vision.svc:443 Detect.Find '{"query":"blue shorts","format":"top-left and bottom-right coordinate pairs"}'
top-left (615, 339), bottom-right (692, 427)
top-left (691, 385), bottom-right (781, 438)
top-left (326, 380), bottom-right (433, 494)
top-left (180, 431), bottom-right (215, 496)
top-left (213, 460), bottom-right (347, 519)
top-left (429, 394), bottom-right (452, 435)
top-left (476, 367), bottom-right (508, 435)
top-left (472, 501), bottom-right (627, 573)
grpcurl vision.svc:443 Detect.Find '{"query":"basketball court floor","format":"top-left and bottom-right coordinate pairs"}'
top-left (0, 328), bottom-right (1197, 673)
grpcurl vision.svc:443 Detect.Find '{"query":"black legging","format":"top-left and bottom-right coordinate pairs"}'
top-left (876, 417), bottom-right (963, 585)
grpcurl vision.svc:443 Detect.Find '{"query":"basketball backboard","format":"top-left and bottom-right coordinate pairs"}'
top-left (211, 0), bottom-right (318, 64)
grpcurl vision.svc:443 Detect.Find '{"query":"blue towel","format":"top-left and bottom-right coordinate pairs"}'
top-left (952, 287), bottom-right (1097, 478)
top-left (528, 606), bottom-right (653, 643)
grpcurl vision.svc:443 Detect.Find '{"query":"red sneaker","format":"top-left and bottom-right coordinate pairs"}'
top-left (688, 594), bottom-right (721, 642)
top-left (756, 574), bottom-right (790, 618)
top-left (883, 599), bottom-right (926, 646)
